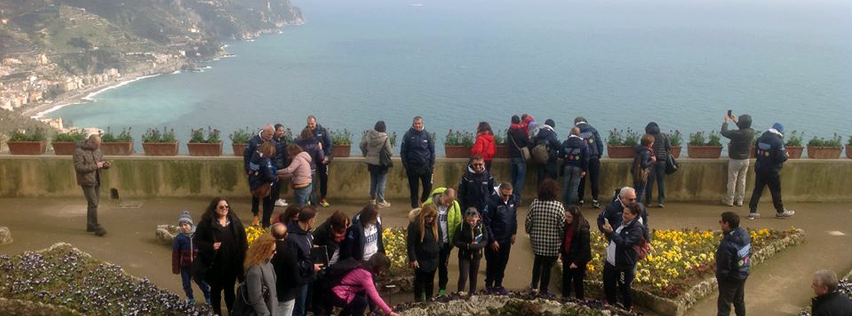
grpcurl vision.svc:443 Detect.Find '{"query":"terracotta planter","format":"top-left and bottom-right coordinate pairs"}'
top-left (785, 146), bottom-right (804, 159)
top-left (847, 145), bottom-right (852, 159)
top-left (52, 142), bottom-right (77, 155)
top-left (332, 145), bottom-right (351, 158)
top-left (7, 141), bottom-right (47, 155)
top-left (687, 145), bottom-right (723, 158)
top-left (607, 145), bottom-right (635, 158)
top-left (670, 146), bottom-right (682, 159)
top-left (187, 142), bottom-right (222, 156)
top-left (807, 146), bottom-right (842, 159)
top-left (143, 142), bottom-right (179, 156)
top-left (102, 142), bottom-right (134, 155)
top-left (444, 145), bottom-right (470, 158)
top-left (494, 145), bottom-right (510, 158)
top-left (232, 143), bottom-right (248, 156)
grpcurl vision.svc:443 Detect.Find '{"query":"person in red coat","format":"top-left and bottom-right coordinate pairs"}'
top-left (471, 122), bottom-right (497, 172)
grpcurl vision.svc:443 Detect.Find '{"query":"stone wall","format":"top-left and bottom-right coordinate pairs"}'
top-left (1, 155), bottom-right (851, 202)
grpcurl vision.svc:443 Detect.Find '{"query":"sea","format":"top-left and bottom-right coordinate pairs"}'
top-left (42, 0), bottom-right (852, 153)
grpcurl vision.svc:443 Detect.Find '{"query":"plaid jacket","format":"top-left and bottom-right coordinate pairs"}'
top-left (525, 199), bottom-right (566, 257)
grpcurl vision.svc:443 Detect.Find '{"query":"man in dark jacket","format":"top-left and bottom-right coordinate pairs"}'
top-left (272, 223), bottom-right (300, 315)
top-left (481, 182), bottom-right (517, 292)
top-left (575, 116), bottom-right (604, 209)
top-left (721, 114), bottom-right (754, 207)
top-left (601, 203), bottom-right (644, 310)
top-left (810, 270), bottom-right (852, 316)
top-left (749, 123), bottom-right (794, 220)
top-left (287, 207), bottom-right (321, 316)
top-left (245, 125), bottom-right (275, 226)
top-left (560, 127), bottom-right (590, 206)
top-left (597, 187), bottom-right (650, 242)
top-left (534, 119), bottom-right (562, 183)
top-left (457, 155), bottom-right (498, 213)
top-left (715, 211), bottom-right (751, 316)
top-left (73, 133), bottom-right (110, 236)
top-left (401, 116), bottom-right (436, 208)
top-left (307, 116), bottom-right (333, 207)
top-left (507, 115), bottom-right (530, 203)
top-left (272, 124), bottom-right (291, 208)
top-left (644, 122), bottom-right (671, 207)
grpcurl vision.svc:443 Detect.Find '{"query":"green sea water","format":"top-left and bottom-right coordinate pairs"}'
top-left (45, 0), bottom-right (852, 153)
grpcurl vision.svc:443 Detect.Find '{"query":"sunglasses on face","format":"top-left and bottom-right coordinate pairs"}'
top-left (218, 205), bottom-right (230, 210)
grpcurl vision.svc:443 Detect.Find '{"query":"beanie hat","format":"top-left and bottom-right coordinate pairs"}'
top-left (771, 122), bottom-right (784, 134)
top-left (177, 210), bottom-right (194, 226)
top-left (574, 116), bottom-right (587, 124)
top-left (545, 119), bottom-right (555, 128)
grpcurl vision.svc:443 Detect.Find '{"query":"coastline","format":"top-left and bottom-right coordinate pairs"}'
top-left (25, 73), bottom-right (165, 119)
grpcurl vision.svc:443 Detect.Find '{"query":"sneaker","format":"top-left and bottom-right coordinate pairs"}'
top-left (735, 202), bottom-right (743, 207)
top-left (369, 199), bottom-right (376, 205)
top-left (722, 200), bottom-right (734, 207)
top-left (94, 226), bottom-right (107, 237)
top-left (657, 203), bottom-right (665, 209)
top-left (252, 215), bottom-right (260, 226)
top-left (776, 210), bottom-right (795, 218)
top-left (275, 199), bottom-right (288, 207)
top-left (438, 289), bottom-right (446, 296)
top-left (188, 298), bottom-right (196, 306)
top-left (494, 287), bottom-right (508, 295)
top-left (748, 212), bottom-right (760, 220)
top-left (319, 198), bottom-right (330, 207)
top-left (592, 200), bottom-right (601, 209)
top-left (578, 200), bottom-right (585, 206)
top-left (377, 200), bottom-right (391, 209)
top-left (528, 287), bottom-right (538, 295)
top-left (458, 291), bottom-right (467, 297)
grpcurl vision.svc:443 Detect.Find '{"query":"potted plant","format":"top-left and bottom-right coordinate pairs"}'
top-left (100, 127), bottom-right (134, 155)
top-left (52, 130), bottom-right (87, 155)
top-left (668, 130), bottom-right (683, 158)
top-left (444, 130), bottom-right (475, 158)
top-left (494, 129), bottom-right (510, 158)
top-left (331, 129), bottom-right (353, 157)
top-left (229, 127), bottom-right (253, 156)
top-left (6, 128), bottom-right (47, 155)
top-left (807, 134), bottom-right (843, 159)
top-left (606, 128), bottom-right (638, 158)
top-left (187, 127), bottom-right (222, 156)
top-left (141, 127), bottom-right (178, 156)
top-left (749, 129), bottom-right (761, 158)
top-left (687, 131), bottom-right (723, 158)
top-left (784, 130), bottom-right (804, 159)
top-left (847, 134), bottom-right (852, 159)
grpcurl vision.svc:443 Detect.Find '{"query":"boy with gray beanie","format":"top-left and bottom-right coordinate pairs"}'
top-left (172, 210), bottom-right (211, 306)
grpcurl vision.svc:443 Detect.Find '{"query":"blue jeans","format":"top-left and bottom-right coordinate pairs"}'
top-left (368, 164), bottom-right (389, 202)
top-left (294, 184), bottom-right (313, 206)
top-left (562, 165), bottom-right (583, 206)
top-left (310, 170), bottom-right (318, 206)
top-left (180, 266), bottom-right (210, 300)
top-left (510, 158), bottom-right (527, 201)
top-left (645, 160), bottom-right (667, 205)
top-left (294, 284), bottom-right (310, 316)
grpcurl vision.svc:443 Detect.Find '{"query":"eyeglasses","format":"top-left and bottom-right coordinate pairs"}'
top-left (218, 205), bottom-right (230, 210)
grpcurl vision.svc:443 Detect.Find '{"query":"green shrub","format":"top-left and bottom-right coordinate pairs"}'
top-left (141, 127), bottom-right (176, 143)
top-left (332, 129), bottom-right (352, 146)
top-left (8, 128), bottom-right (47, 142)
top-left (189, 127), bottom-right (221, 143)
top-left (100, 127), bottom-right (132, 143)
top-left (444, 129), bottom-right (475, 147)
top-left (707, 131), bottom-right (722, 146)
top-left (669, 130), bottom-right (683, 147)
top-left (785, 131), bottom-right (804, 147)
top-left (229, 127), bottom-right (253, 144)
top-left (494, 129), bottom-right (508, 145)
top-left (608, 128), bottom-right (639, 146)
top-left (689, 131), bottom-right (722, 146)
top-left (54, 130), bottom-right (86, 142)
top-left (808, 133), bottom-right (842, 148)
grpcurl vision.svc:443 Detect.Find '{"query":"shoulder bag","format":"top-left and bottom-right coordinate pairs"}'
top-left (510, 134), bottom-right (531, 161)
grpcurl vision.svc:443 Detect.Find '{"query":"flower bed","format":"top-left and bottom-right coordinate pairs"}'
top-left (576, 227), bottom-right (804, 316)
top-left (381, 293), bottom-right (638, 316)
top-left (0, 243), bottom-right (212, 315)
top-left (379, 227), bottom-right (414, 292)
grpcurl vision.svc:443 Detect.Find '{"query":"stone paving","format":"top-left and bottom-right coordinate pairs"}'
top-left (0, 197), bottom-right (850, 316)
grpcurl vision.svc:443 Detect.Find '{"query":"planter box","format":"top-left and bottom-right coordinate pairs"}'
top-left (101, 142), bottom-right (133, 155)
top-left (444, 145), bottom-right (470, 158)
top-left (670, 146), bottom-right (682, 159)
top-left (807, 146), bottom-right (842, 159)
top-left (187, 142), bottom-right (222, 156)
top-left (7, 141), bottom-right (46, 155)
top-left (847, 145), bottom-right (852, 159)
top-left (51, 142), bottom-right (77, 155)
top-left (494, 145), bottom-right (510, 158)
top-left (142, 142), bottom-right (179, 156)
top-left (232, 144), bottom-right (247, 157)
top-left (607, 145), bottom-right (634, 158)
top-left (687, 145), bottom-right (722, 158)
top-left (786, 146), bottom-right (804, 159)
top-left (331, 144), bottom-right (351, 158)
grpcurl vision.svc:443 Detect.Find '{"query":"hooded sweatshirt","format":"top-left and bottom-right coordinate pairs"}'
top-left (457, 165), bottom-right (497, 213)
top-left (294, 137), bottom-right (324, 171)
top-left (534, 124), bottom-right (562, 161)
top-left (644, 122), bottom-right (671, 159)
top-left (754, 131), bottom-right (787, 173)
top-left (471, 133), bottom-right (496, 161)
top-left (715, 227), bottom-right (751, 282)
top-left (359, 130), bottom-right (392, 166)
top-left (559, 135), bottom-right (590, 170)
top-left (720, 115), bottom-right (754, 160)
top-left (277, 151), bottom-right (312, 186)
top-left (400, 127), bottom-right (435, 170)
top-left (575, 121), bottom-right (604, 159)
top-left (248, 150), bottom-right (277, 190)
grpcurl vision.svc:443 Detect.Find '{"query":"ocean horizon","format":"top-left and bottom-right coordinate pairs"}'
top-left (43, 0), bottom-right (852, 153)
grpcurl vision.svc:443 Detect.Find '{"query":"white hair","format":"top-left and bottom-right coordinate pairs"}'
top-left (619, 187), bottom-right (636, 198)
top-left (814, 270), bottom-right (839, 292)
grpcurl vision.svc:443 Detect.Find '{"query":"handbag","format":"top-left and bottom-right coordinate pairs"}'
top-left (250, 182), bottom-right (272, 198)
top-left (631, 152), bottom-right (650, 185)
top-left (634, 238), bottom-right (650, 261)
top-left (231, 267), bottom-right (270, 316)
top-left (379, 138), bottom-right (394, 168)
top-left (190, 256), bottom-right (212, 285)
top-left (665, 153), bottom-right (678, 175)
top-left (510, 134), bottom-right (531, 161)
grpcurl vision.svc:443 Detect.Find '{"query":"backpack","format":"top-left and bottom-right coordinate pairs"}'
top-left (531, 143), bottom-right (549, 164)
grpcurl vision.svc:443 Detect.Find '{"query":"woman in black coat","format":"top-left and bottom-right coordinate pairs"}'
top-left (560, 205), bottom-right (591, 300)
top-left (407, 205), bottom-right (443, 302)
top-left (193, 197), bottom-right (248, 316)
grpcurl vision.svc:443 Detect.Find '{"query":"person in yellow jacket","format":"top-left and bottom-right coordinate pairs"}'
top-left (422, 187), bottom-right (462, 295)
